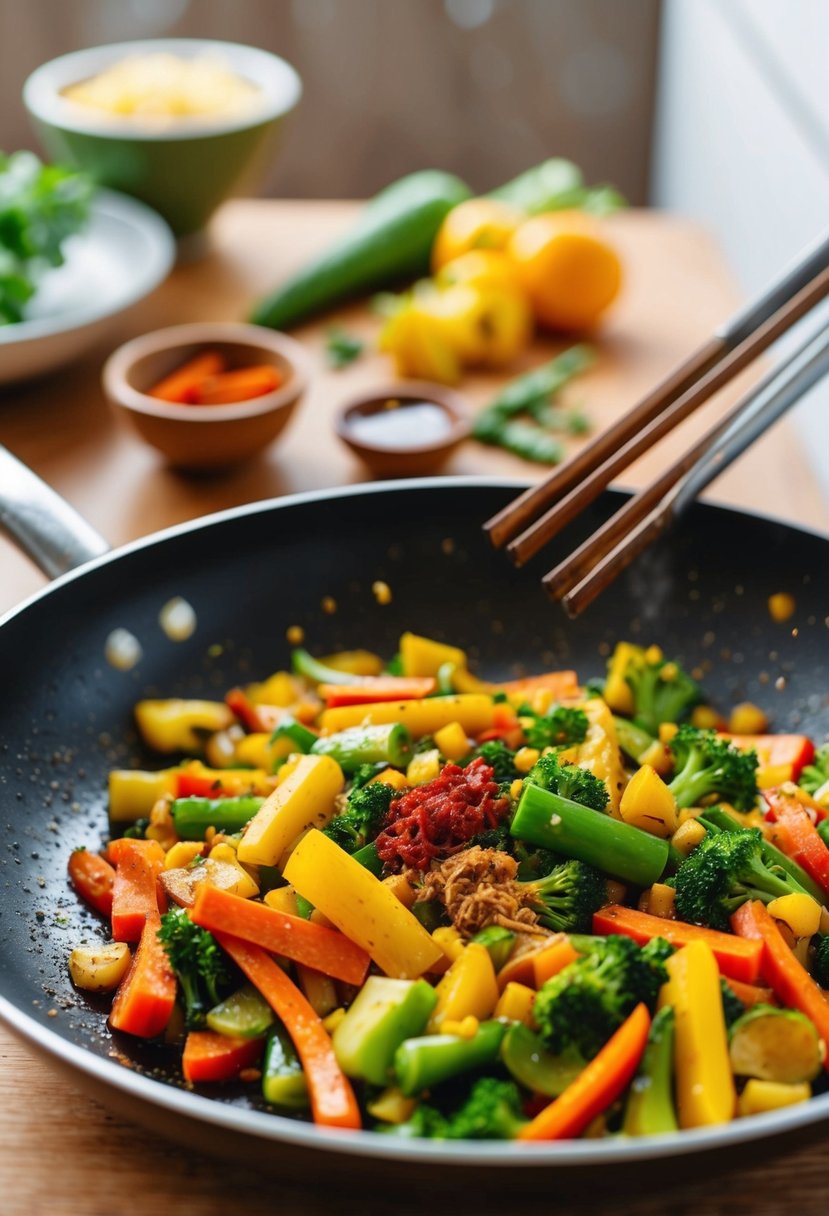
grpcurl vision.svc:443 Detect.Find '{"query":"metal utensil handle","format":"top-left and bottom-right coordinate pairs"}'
top-left (0, 444), bottom-right (110, 579)
top-left (673, 321), bottom-right (829, 516)
top-left (718, 228), bottom-right (829, 348)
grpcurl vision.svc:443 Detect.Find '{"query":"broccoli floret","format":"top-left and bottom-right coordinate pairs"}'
top-left (673, 828), bottom-right (799, 931)
top-left (467, 739), bottom-right (519, 783)
top-left (470, 822), bottom-right (514, 853)
top-left (668, 725), bottom-right (758, 811)
top-left (525, 753), bottom-right (609, 812)
top-left (520, 858), bottom-right (606, 933)
top-left (640, 936), bottom-right (675, 969)
top-left (800, 745), bottom-right (829, 798)
top-left (513, 841), bottom-right (561, 881)
top-left (533, 934), bottom-right (670, 1060)
top-left (523, 706), bottom-right (588, 752)
top-left (721, 978), bottom-right (745, 1029)
top-left (624, 654), bottom-right (700, 735)
top-left (322, 780), bottom-right (396, 854)
top-left (813, 936), bottom-right (829, 988)
top-left (157, 909), bottom-right (231, 1029)
top-left (379, 1078), bottom-right (528, 1141)
top-left (349, 763), bottom-right (385, 790)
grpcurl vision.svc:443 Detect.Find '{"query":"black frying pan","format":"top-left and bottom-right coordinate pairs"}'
top-left (1, 469), bottom-right (828, 1170)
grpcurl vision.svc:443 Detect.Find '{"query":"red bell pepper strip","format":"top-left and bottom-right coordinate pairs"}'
top-left (764, 788), bottom-right (829, 895)
top-left (317, 676), bottom-right (436, 707)
top-left (109, 911), bottom-right (176, 1038)
top-left (182, 1031), bottom-right (264, 1083)
top-left (731, 900), bottom-right (829, 1071)
top-left (109, 839), bottom-right (167, 943)
top-left (225, 688), bottom-right (286, 733)
top-left (175, 763), bottom-right (272, 799)
top-left (519, 1003), bottom-right (650, 1140)
top-left (593, 905), bottom-right (763, 983)
top-left (724, 733), bottom-right (814, 781)
top-left (190, 884), bottom-right (370, 985)
top-left (67, 848), bottom-right (115, 918)
top-left (215, 932), bottom-right (361, 1129)
top-left (477, 703), bottom-right (524, 749)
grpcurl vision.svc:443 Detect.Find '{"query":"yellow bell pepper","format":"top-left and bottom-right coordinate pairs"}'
top-left (514, 747), bottom-right (540, 774)
top-left (207, 843), bottom-right (259, 899)
top-left (619, 764), bottom-right (678, 838)
top-left (263, 886), bottom-right (299, 916)
top-left (767, 893), bottom-right (822, 938)
top-left (134, 699), bottom-right (235, 753)
top-left (245, 671), bottom-right (298, 707)
top-left (164, 841), bottom-right (204, 871)
top-left (319, 649), bottom-right (384, 677)
top-left (234, 731), bottom-right (295, 772)
top-left (603, 643), bottom-right (644, 716)
top-left (646, 882), bottom-right (676, 919)
top-left (176, 760), bottom-right (274, 797)
top-left (108, 768), bottom-right (179, 822)
top-left (660, 941), bottom-right (736, 1128)
top-left (382, 872), bottom-right (416, 909)
top-left (379, 298), bottom-right (463, 385)
top-left (368, 767), bottom-right (409, 791)
top-left (236, 754), bottom-right (344, 867)
top-left (671, 818), bottom-right (707, 857)
top-left (494, 982), bottom-right (536, 1025)
top-left (367, 1086), bottom-right (418, 1125)
top-left (400, 632), bottom-right (467, 678)
top-left (427, 943), bottom-right (498, 1032)
top-left (406, 748), bottom-right (442, 786)
top-left (579, 698), bottom-right (625, 814)
top-left (283, 829), bottom-right (443, 979)
top-left (737, 1079), bottom-right (811, 1117)
top-left (432, 926), bottom-right (466, 966)
top-left (320, 694), bottom-right (494, 738)
top-left (433, 721), bottom-right (471, 762)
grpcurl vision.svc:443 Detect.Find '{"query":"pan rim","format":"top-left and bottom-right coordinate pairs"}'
top-left (3, 474), bottom-right (829, 1165)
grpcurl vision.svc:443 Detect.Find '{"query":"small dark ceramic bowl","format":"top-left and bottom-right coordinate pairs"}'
top-left (103, 322), bottom-right (311, 471)
top-left (335, 382), bottom-right (470, 477)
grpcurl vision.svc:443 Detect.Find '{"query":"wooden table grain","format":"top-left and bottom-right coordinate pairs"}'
top-left (1, 201), bottom-right (827, 1216)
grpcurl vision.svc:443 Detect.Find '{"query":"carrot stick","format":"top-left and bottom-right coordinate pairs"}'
top-left (519, 1003), bottom-right (651, 1140)
top-left (194, 366), bottom-right (282, 404)
top-left (723, 976), bottom-right (777, 1008)
top-left (190, 884), bottom-right (370, 985)
top-left (110, 839), bottom-right (167, 943)
top-left (109, 911), bottom-right (176, 1038)
top-left (532, 938), bottom-right (580, 988)
top-left (68, 848), bottom-right (115, 918)
top-left (764, 789), bottom-right (829, 894)
top-left (496, 671), bottom-right (580, 698)
top-left (214, 932), bottom-right (361, 1129)
top-left (593, 904), bottom-right (763, 983)
top-left (182, 1031), bottom-right (264, 1084)
top-left (148, 351), bottom-right (225, 403)
top-left (731, 900), bottom-right (829, 1071)
top-left (318, 677), bottom-right (436, 707)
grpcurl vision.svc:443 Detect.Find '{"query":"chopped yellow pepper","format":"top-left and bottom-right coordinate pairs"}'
top-left (737, 1079), bottom-right (811, 1117)
top-left (367, 1086), bottom-right (418, 1125)
top-left (432, 926), bottom-right (466, 965)
top-left (399, 632), bottom-right (467, 678)
top-left (234, 731), bottom-right (294, 772)
top-left (426, 943), bottom-right (498, 1032)
top-left (619, 764), bottom-right (678, 838)
top-left (494, 982), bottom-right (535, 1025)
top-left (661, 941), bottom-right (736, 1128)
top-left (671, 818), bottom-right (707, 857)
top-left (245, 671), bottom-right (298, 707)
top-left (368, 767), bottom-right (409, 791)
top-left (602, 642), bottom-right (643, 715)
top-left (207, 843), bottom-right (260, 899)
top-left (767, 893), bottom-right (822, 938)
top-left (164, 841), bottom-right (204, 871)
top-left (284, 829), bottom-right (443, 979)
top-left (108, 768), bottom-right (179, 822)
top-left (434, 721), bottom-right (471, 762)
top-left (236, 754), bottom-right (344, 867)
top-left (318, 649), bottom-right (384, 677)
top-left (263, 886), bottom-right (299, 916)
top-left (319, 694), bottom-right (494, 738)
top-left (407, 748), bottom-right (442, 786)
top-left (134, 699), bottom-right (235, 753)
top-left (579, 698), bottom-right (625, 814)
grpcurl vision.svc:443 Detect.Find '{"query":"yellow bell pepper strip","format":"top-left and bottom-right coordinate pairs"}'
top-left (333, 976), bottom-right (438, 1085)
top-left (367, 1087), bottom-right (418, 1125)
top-left (603, 642), bottom-right (644, 716)
top-left (731, 899), bottom-right (829, 1070)
top-left (766, 892), bottom-right (822, 938)
top-left (593, 904), bottom-right (763, 983)
top-left (134, 699), bottom-right (235, 753)
top-left (296, 964), bottom-right (339, 1019)
top-left (236, 754), bottom-right (344, 868)
top-left (283, 829), bottom-right (443, 979)
top-left (434, 721), bottom-right (471, 762)
top-left (215, 933), bottom-right (361, 1130)
top-left (578, 698), bottom-right (625, 814)
top-left (494, 982), bottom-right (536, 1026)
top-left (426, 943), bottom-right (499, 1031)
top-left (175, 761), bottom-right (274, 799)
top-left (619, 765), bottom-right (678, 839)
top-left (399, 632), bottom-right (467, 678)
top-left (191, 883), bottom-right (370, 985)
top-left (737, 1079), bottom-right (811, 1117)
top-left (109, 768), bottom-right (180, 822)
top-left (660, 941), bottom-right (736, 1128)
top-left (319, 694), bottom-right (495, 738)
top-left (319, 649), bottom-right (384, 677)
top-left (518, 1003), bottom-right (651, 1141)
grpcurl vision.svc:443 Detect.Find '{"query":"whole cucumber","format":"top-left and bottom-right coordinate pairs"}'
top-left (252, 169), bottom-right (471, 329)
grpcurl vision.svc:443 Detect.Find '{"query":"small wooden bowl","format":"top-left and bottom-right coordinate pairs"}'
top-left (103, 322), bottom-right (311, 471)
top-left (335, 382), bottom-right (470, 478)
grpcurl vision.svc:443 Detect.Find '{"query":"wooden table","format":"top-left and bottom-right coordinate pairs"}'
top-left (1, 202), bottom-right (827, 1216)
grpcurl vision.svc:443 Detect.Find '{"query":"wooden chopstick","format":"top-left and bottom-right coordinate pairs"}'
top-left (502, 261), bottom-right (829, 567)
top-left (483, 229), bottom-right (829, 554)
top-left (556, 319), bottom-right (829, 617)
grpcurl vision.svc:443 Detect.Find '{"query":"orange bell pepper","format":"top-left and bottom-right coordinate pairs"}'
top-left (182, 1031), bottom-right (264, 1083)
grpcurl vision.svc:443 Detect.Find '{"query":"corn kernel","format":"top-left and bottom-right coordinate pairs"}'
top-left (659, 722), bottom-right (679, 745)
top-left (691, 705), bottom-right (722, 730)
top-left (440, 1015), bottom-right (479, 1039)
top-left (672, 818), bottom-right (706, 856)
top-left (510, 778), bottom-right (524, 800)
top-left (738, 1079), bottom-right (810, 1116)
top-left (494, 982), bottom-right (535, 1025)
top-left (729, 702), bottom-right (769, 735)
top-left (768, 593), bottom-right (796, 623)
top-left (514, 747), bottom-right (540, 774)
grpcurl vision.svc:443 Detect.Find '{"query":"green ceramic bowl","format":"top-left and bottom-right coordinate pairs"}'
top-left (23, 39), bottom-right (302, 238)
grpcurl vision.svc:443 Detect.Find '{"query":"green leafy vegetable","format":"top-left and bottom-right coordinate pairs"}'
top-left (325, 326), bottom-right (364, 368)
